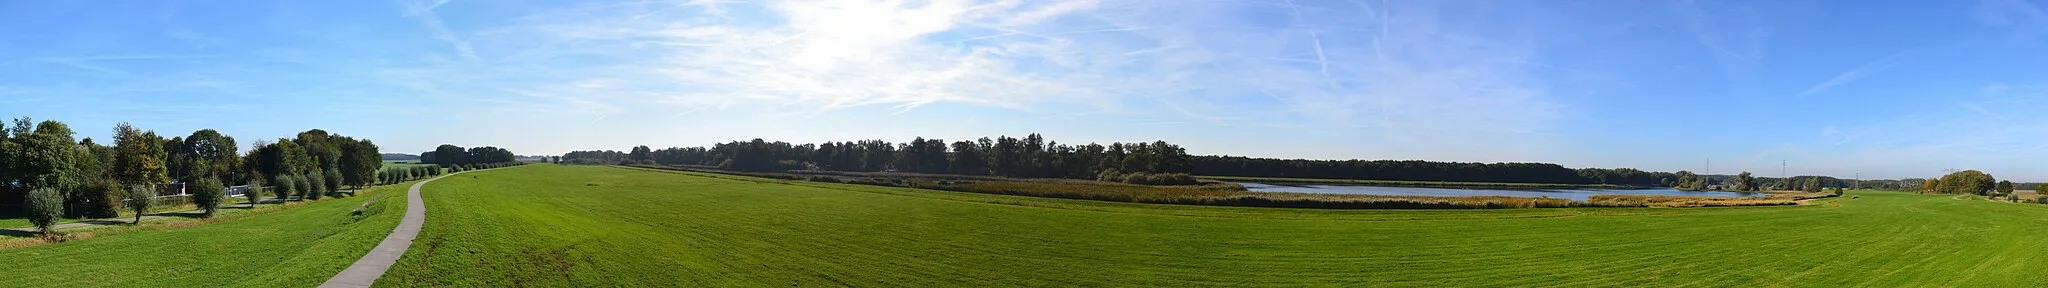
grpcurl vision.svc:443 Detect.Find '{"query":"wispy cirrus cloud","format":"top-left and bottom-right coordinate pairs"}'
top-left (1798, 49), bottom-right (1912, 97)
top-left (380, 0), bottom-right (1582, 160)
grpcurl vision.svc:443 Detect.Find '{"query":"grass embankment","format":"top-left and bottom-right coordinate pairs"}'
top-left (628, 165), bottom-right (1798, 209)
top-left (1197, 175), bottom-right (1623, 189)
top-left (382, 165), bottom-right (2048, 286)
top-left (0, 181), bottom-right (414, 287)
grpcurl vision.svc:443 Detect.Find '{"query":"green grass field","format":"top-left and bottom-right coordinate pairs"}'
top-left (0, 182), bottom-right (411, 287)
top-left (378, 164), bottom-right (2048, 286)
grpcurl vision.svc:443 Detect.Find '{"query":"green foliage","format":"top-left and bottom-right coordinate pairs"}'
top-left (1731, 172), bottom-right (1757, 192)
top-left (1673, 171), bottom-right (1706, 191)
top-left (1996, 180), bottom-right (2015, 196)
top-left (323, 169), bottom-right (343, 194)
top-left (340, 139), bottom-right (381, 188)
top-left (304, 173), bottom-right (324, 200)
top-left (82, 179), bottom-right (124, 218)
top-left (275, 175), bottom-right (298, 201)
top-left (17, 119), bottom-right (79, 191)
top-left (170, 129), bottom-right (237, 183)
top-left (247, 179), bottom-right (266, 205)
top-left (25, 187), bottom-right (64, 234)
top-left (111, 123), bottom-right (170, 186)
top-left (1802, 177), bottom-right (1822, 193)
top-left (190, 177), bottom-right (226, 218)
top-left (1934, 170), bottom-right (1996, 195)
top-left (125, 184), bottom-right (155, 224)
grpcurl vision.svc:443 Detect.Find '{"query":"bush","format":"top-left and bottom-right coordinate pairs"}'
top-left (26, 187), bottom-right (64, 235)
top-left (1111, 172), bottom-right (1201, 185)
top-left (126, 185), bottom-right (156, 224)
top-left (247, 179), bottom-right (267, 206)
top-left (274, 176), bottom-right (296, 201)
top-left (190, 178), bottom-right (226, 218)
top-left (292, 174), bottom-right (313, 200)
top-left (305, 173), bottom-right (325, 200)
top-left (1096, 169), bottom-right (1123, 182)
top-left (83, 179), bottom-right (124, 218)
top-left (324, 169), bottom-right (344, 192)
top-left (807, 176), bottom-right (842, 183)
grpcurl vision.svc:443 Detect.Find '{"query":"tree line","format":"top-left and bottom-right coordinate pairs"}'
top-left (0, 116), bottom-right (384, 235)
top-left (561, 134), bottom-right (2013, 191)
top-left (563, 134), bottom-right (1199, 184)
top-left (421, 144), bottom-right (517, 167)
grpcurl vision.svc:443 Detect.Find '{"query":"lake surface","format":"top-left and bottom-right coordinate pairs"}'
top-left (1238, 183), bottom-right (1760, 201)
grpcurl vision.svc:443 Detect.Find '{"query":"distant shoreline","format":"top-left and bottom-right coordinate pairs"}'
top-left (1197, 175), bottom-right (1639, 190)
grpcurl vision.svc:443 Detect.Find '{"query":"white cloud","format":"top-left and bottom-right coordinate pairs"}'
top-left (1798, 49), bottom-right (1911, 97)
top-left (381, 0), bottom-right (1575, 160)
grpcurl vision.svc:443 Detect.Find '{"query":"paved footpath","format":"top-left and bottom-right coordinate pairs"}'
top-left (321, 172), bottom-right (462, 288)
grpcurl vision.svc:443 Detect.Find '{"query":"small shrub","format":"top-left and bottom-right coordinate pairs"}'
top-left (274, 176), bottom-right (297, 201)
top-left (126, 185), bottom-right (156, 225)
top-left (292, 174), bottom-right (313, 200)
top-left (190, 178), bottom-right (226, 218)
top-left (1095, 169), bottom-right (1123, 182)
top-left (26, 187), bottom-right (64, 235)
top-left (304, 173), bottom-right (325, 200)
top-left (324, 169), bottom-right (344, 193)
top-left (247, 179), bottom-right (267, 206)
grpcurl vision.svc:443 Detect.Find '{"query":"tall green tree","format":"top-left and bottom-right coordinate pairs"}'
top-left (111, 123), bottom-right (169, 186)
top-left (339, 139), bottom-right (380, 188)
top-left (17, 119), bottom-right (78, 191)
top-left (175, 129), bottom-right (238, 183)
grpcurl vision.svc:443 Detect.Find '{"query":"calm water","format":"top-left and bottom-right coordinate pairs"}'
top-left (1238, 183), bottom-right (1759, 201)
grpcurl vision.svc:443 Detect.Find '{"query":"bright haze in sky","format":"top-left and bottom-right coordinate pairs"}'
top-left (1, 0), bottom-right (2046, 180)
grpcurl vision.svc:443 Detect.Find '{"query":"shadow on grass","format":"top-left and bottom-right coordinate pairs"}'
top-left (159, 211), bottom-right (206, 219)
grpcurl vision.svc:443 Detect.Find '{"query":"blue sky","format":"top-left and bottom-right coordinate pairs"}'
top-left (2, 0), bottom-right (2047, 180)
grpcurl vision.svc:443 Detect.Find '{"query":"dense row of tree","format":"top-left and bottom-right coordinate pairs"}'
top-left (243, 130), bottom-right (382, 190)
top-left (421, 145), bottom-right (516, 167)
top-left (1925, 170), bottom-right (1999, 195)
top-left (564, 134), bottom-right (1195, 182)
top-left (378, 166), bottom-right (444, 185)
top-left (0, 117), bottom-right (384, 235)
top-left (1191, 156), bottom-right (1693, 186)
top-left (561, 134), bottom-right (2039, 192)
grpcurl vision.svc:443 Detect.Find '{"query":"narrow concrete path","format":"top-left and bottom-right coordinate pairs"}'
top-left (0, 211), bottom-right (192, 236)
top-left (321, 172), bottom-right (461, 288)
top-left (5, 198), bottom-right (289, 236)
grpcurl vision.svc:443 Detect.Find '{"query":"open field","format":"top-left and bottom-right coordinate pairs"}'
top-left (1197, 175), bottom-right (1624, 189)
top-left (629, 165), bottom-right (1803, 209)
top-left (0, 181), bottom-right (411, 287)
top-left (379, 164), bottom-right (2048, 286)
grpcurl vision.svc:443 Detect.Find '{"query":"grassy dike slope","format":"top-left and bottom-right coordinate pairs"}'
top-left (382, 165), bottom-right (2048, 287)
top-left (0, 181), bottom-right (411, 287)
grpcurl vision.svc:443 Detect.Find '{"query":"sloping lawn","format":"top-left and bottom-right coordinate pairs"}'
top-left (0, 182), bottom-right (411, 287)
top-left (380, 164), bottom-right (2048, 286)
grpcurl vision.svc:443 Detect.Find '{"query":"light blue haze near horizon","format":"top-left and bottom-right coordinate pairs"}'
top-left (2, 0), bottom-right (2047, 181)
